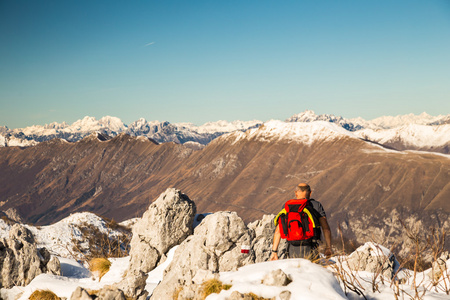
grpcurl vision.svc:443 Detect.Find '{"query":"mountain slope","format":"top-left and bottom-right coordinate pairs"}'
top-left (1, 121), bottom-right (448, 250)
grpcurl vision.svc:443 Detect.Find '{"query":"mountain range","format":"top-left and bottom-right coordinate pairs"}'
top-left (1, 110), bottom-right (449, 153)
top-left (1, 113), bottom-right (449, 251)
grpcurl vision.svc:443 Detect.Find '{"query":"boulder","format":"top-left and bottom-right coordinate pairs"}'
top-left (0, 224), bottom-right (61, 288)
top-left (279, 290), bottom-right (292, 300)
top-left (70, 287), bottom-right (93, 300)
top-left (119, 188), bottom-right (196, 299)
top-left (229, 291), bottom-right (253, 300)
top-left (346, 242), bottom-right (399, 279)
top-left (114, 270), bottom-right (148, 300)
top-left (428, 251), bottom-right (450, 281)
top-left (248, 214), bottom-right (288, 262)
top-left (262, 269), bottom-right (292, 286)
top-left (127, 188), bottom-right (196, 273)
top-left (97, 286), bottom-right (126, 300)
top-left (151, 211), bottom-right (254, 299)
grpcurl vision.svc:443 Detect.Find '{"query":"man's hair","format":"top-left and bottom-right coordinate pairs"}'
top-left (296, 184), bottom-right (311, 193)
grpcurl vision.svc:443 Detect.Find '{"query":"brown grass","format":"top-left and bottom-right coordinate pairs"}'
top-left (201, 279), bottom-right (232, 299)
top-left (89, 257), bottom-right (112, 281)
top-left (29, 290), bottom-right (60, 300)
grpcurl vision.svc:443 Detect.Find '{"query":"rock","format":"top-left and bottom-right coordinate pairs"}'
top-left (262, 269), bottom-right (292, 286)
top-left (120, 188), bottom-right (196, 298)
top-left (428, 251), bottom-right (450, 281)
top-left (4, 208), bottom-right (23, 223)
top-left (70, 287), bottom-right (93, 300)
top-left (192, 269), bottom-right (218, 284)
top-left (97, 286), bottom-right (126, 300)
top-left (279, 290), bottom-right (292, 300)
top-left (151, 211), bottom-right (255, 299)
top-left (114, 270), bottom-right (148, 300)
top-left (248, 214), bottom-right (287, 262)
top-left (0, 224), bottom-right (61, 288)
top-left (229, 291), bottom-right (253, 300)
top-left (346, 242), bottom-right (398, 279)
top-left (127, 188), bottom-right (196, 273)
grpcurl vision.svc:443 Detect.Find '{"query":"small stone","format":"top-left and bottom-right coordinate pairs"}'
top-left (262, 269), bottom-right (292, 286)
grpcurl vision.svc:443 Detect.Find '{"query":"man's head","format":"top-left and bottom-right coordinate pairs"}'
top-left (295, 183), bottom-right (311, 199)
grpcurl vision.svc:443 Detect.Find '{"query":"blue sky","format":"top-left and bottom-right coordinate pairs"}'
top-left (1, 0), bottom-right (449, 128)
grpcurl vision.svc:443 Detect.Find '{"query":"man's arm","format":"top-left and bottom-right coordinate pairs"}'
top-left (269, 225), bottom-right (281, 261)
top-left (319, 216), bottom-right (332, 258)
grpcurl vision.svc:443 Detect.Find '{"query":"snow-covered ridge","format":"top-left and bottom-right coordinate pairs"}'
top-left (355, 124), bottom-right (450, 148)
top-left (219, 120), bottom-right (358, 145)
top-left (1, 111), bottom-right (449, 152)
top-left (0, 116), bottom-right (262, 147)
top-left (286, 110), bottom-right (450, 130)
top-left (0, 212), bottom-right (132, 260)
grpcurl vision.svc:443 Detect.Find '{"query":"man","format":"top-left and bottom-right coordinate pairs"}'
top-left (270, 183), bottom-right (332, 260)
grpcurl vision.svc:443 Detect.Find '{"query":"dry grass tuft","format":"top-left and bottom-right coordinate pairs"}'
top-left (29, 290), bottom-right (60, 300)
top-left (89, 257), bottom-right (112, 281)
top-left (201, 279), bottom-right (232, 298)
top-left (245, 292), bottom-right (273, 300)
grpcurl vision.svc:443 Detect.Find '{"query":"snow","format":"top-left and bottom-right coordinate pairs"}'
top-left (2, 250), bottom-right (449, 300)
top-left (367, 112), bottom-right (448, 129)
top-left (355, 124), bottom-right (450, 148)
top-left (219, 120), bottom-right (359, 145)
top-left (0, 212), bottom-right (131, 259)
top-left (1, 111), bottom-right (449, 150)
top-left (211, 259), bottom-right (347, 300)
top-left (2, 257), bottom-right (130, 300)
top-left (1, 219), bottom-right (450, 300)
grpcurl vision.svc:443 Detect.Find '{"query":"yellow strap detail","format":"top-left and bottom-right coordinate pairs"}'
top-left (303, 208), bottom-right (316, 228)
top-left (274, 208), bottom-right (286, 225)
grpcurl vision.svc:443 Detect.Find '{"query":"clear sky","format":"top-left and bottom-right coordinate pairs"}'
top-left (1, 0), bottom-right (449, 128)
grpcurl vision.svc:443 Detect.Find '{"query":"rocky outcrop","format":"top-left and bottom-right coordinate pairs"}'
top-left (345, 242), bottom-right (399, 279)
top-left (151, 211), bottom-right (255, 299)
top-left (127, 188), bottom-right (197, 273)
top-left (0, 224), bottom-right (61, 288)
top-left (248, 214), bottom-right (288, 262)
top-left (70, 286), bottom-right (126, 300)
top-left (428, 251), bottom-right (450, 281)
top-left (117, 188), bottom-right (196, 299)
top-left (70, 287), bottom-right (93, 300)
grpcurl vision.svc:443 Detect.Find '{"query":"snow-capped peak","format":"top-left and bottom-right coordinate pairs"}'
top-left (366, 112), bottom-right (448, 129)
top-left (220, 120), bottom-right (357, 145)
top-left (355, 123), bottom-right (450, 148)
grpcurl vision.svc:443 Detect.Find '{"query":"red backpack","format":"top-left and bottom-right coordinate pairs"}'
top-left (277, 199), bottom-right (321, 242)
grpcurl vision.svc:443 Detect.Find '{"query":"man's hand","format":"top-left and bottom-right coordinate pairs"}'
top-left (269, 251), bottom-right (278, 261)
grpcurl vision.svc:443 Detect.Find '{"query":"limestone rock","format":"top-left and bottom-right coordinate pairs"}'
top-left (262, 269), bottom-right (292, 286)
top-left (128, 188), bottom-right (196, 273)
top-left (121, 188), bottom-right (195, 298)
top-left (428, 251), bottom-right (450, 280)
top-left (248, 214), bottom-right (287, 262)
top-left (346, 242), bottom-right (398, 279)
top-left (229, 291), bottom-right (253, 300)
top-left (151, 211), bottom-right (254, 299)
top-left (70, 287), bottom-right (93, 300)
top-left (114, 270), bottom-right (148, 300)
top-left (0, 224), bottom-right (61, 288)
top-left (279, 290), bottom-right (292, 300)
top-left (97, 286), bottom-right (126, 300)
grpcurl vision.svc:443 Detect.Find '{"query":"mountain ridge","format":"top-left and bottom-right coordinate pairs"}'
top-left (1, 121), bottom-right (448, 233)
top-left (2, 110), bottom-right (449, 154)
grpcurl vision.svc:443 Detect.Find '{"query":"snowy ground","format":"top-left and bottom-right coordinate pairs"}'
top-left (2, 244), bottom-right (450, 300)
top-left (1, 214), bottom-right (450, 299)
